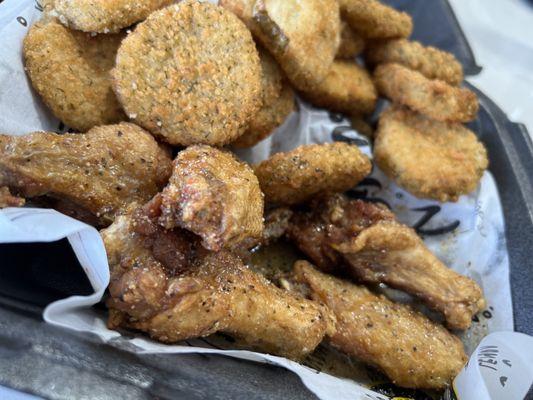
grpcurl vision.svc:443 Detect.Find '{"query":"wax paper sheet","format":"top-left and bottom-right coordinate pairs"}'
top-left (0, 1), bottom-right (531, 399)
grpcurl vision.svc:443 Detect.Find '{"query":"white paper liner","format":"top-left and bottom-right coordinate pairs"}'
top-left (0, 1), bottom-right (531, 399)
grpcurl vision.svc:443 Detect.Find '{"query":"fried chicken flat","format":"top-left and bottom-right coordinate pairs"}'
top-left (0, 123), bottom-right (172, 225)
top-left (287, 194), bottom-right (485, 330)
top-left (158, 145), bottom-right (264, 251)
top-left (291, 260), bottom-right (467, 389)
top-left (102, 204), bottom-right (334, 359)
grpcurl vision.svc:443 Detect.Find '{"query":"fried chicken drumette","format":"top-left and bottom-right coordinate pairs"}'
top-left (102, 203), bottom-right (334, 359)
top-left (157, 145), bottom-right (264, 251)
top-left (287, 194), bottom-right (486, 330)
top-left (291, 261), bottom-right (467, 389)
top-left (0, 123), bottom-right (172, 225)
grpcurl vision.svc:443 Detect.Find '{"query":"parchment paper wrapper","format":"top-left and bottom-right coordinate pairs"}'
top-left (1, 1), bottom-right (532, 399)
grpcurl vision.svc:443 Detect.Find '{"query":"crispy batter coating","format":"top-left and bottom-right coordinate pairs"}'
top-left (365, 39), bottom-right (464, 85)
top-left (300, 61), bottom-right (377, 115)
top-left (23, 18), bottom-right (125, 132)
top-left (43, 0), bottom-right (174, 33)
top-left (0, 123), bottom-right (172, 225)
top-left (338, 0), bottom-right (413, 39)
top-left (220, 0), bottom-right (341, 91)
top-left (287, 194), bottom-right (486, 330)
top-left (254, 143), bottom-right (371, 205)
top-left (158, 145), bottom-right (264, 251)
top-left (232, 49), bottom-right (294, 148)
top-left (374, 63), bottom-right (479, 122)
top-left (113, 1), bottom-right (262, 146)
top-left (374, 106), bottom-right (488, 202)
top-left (336, 20), bottom-right (365, 59)
top-left (292, 261), bottom-right (467, 389)
top-left (102, 211), bottom-right (334, 359)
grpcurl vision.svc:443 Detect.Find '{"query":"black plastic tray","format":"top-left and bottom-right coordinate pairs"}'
top-left (0, 1), bottom-right (532, 399)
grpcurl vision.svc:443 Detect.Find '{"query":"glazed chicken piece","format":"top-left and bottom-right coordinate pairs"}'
top-left (0, 123), bottom-right (172, 225)
top-left (291, 260), bottom-right (467, 389)
top-left (287, 194), bottom-right (485, 330)
top-left (158, 145), bottom-right (264, 251)
top-left (102, 201), bottom-right (334, 359)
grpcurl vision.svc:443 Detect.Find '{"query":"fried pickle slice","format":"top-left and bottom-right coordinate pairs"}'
top-left (232, 48), bottom-right (294, 148)
top-left (156, 145), bottom-right (264, 251)
top-left (336, 20), bottom-right (365, 59)
top-left (43, 0), bottom-right (174, 33)
top-left (374, 63), bottom-right (478, 122)
top-left (287, 194), bottom-right (486, 330)
top-left (220, 0), bottom-right (341, 91)
top-left (254, 142), bottom-right (371, 205)
top-left (292, 260), bottom-right (467, 389)
top-left (374, 106), bottom-right (488, 202)
top-left (366, 38), bottom-right (464, 85)
top-left (0, 123), bottom-right (172, 225)
top-left (300, 60), bottom-right (377, 115)
top-left (113, 1), bottom-right (262, 146)
top-left (338, 0), bottom-right (413, 39)
top-left (103, 209), bottom-right (334, 360)
top-left (23, 18), bottom-right (125, 132)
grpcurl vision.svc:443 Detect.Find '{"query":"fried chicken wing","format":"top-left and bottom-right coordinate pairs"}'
top-left (0, 187), bottom-right (25, 208)
top-left (0, 123), bottom-right (172, 225)
top-left (287, 194), bottom-right (485, 330)
top-left (158, 145), bottom-right (264, 251)
top-left (291, 260), bottom-right (467, 389)
top-left (102, 205), bottom-right (333, 359)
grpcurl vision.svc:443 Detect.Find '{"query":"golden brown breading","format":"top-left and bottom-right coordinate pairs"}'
top-left (336, 20), bottom-right (365, 59)
top-left (292, 261), bottom-right (467, 389)
top-left (254, 143), bottom-right (371, 205)
top-left (374, 63), bottom-right (479, 122)
top-left (287, 194), bottom-right (486, 330)
top-left (23, 18), bottom-right (125, 132)
top-left (158, 145), bottom-right (264, 251)
top-left (338, 0), bottom-right (413, 39)
top-left (102, 211), bottom-right (334, 360)
top-left (233, 83), bottom-right (294, 148)
top-left (43, 0), bottom-right (174, 33)
top-left (374, 106), bottom-right (488, 202)
top-left (365, 39), bottom-right (464, 85)
top-left (300, 60), bottom-right (377, 115)
top-left (220, 0), bottom-right (341, 91)
top-left (232, 49), bottom-right (295, 148)
top-left (113, 1), bottom-right (262, 146)
top-left (0, 123), bottom-right (172, 225)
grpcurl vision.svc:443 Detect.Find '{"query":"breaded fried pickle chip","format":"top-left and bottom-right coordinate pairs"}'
top-left (374, 107), bottom-right (488, 202)
top-left (113, 1), bottom-right (262, 146)
top-left (301, 61), bottom-right (377, 115)
top-left (233, 49), bottom-right (294, 148)
top-left (23, 18), bottom-right (125, 132)
top-left (254, 143), bottom-right (371, 205)
top-left (374, 63), bottom-right (478, 122)
top-left (159, 145), bottom-right (264, 251)
top-left (44, 0), bottom-right (175, 33)
top-left (336, 20), bottom-right (365, 59)
top-left (220, 0), bottom-right (341, 91)
top-left (0, 123), bottom-right (172, 225)
top-left (338, 0), bottom-right (413, 39)
top-left (366, 39), bottom-right (464, 85)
